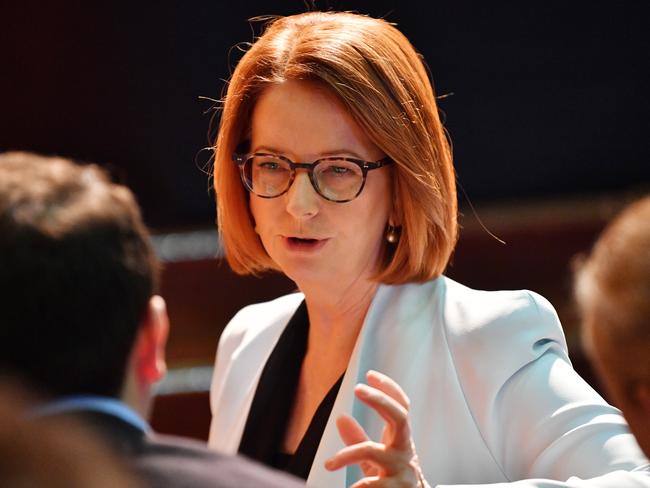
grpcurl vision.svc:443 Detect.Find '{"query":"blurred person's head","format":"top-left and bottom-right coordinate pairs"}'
top-left (575, 195), bottom-right (650, 457)
top-left (213, 11), bottom-right (458, 286)
top-left (0, 151), bottom-right (167, 417)
top-left (0, 384), bottom-right (142, 488)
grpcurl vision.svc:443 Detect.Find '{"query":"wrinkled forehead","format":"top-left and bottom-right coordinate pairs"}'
top-left (248, 79), bottom-right (384, 162)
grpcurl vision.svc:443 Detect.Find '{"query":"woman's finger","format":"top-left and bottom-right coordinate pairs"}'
top-left (335, 415), bottom-right (379, 477)
top-left (355, 383), bottom-right (412, 449)
top-left (349, 476), bottom-right (390, 488)
top-left (336, 414), bottom-right (368, 446)
top-left (366, 370), bottom-right (410, 410)
top-left (324, 440), bottom-right (397, 473)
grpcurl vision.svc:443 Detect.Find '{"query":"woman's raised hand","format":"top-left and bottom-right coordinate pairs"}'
top-left (325, 370), bottom-right (429, 488)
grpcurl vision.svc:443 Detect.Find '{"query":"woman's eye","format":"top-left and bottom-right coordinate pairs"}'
top-left (259, 162), bottom-right (280, 170)
top-left (326, 166), bottom-right (351, 175)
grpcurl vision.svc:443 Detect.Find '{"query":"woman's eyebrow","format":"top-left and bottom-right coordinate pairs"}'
top-left (250, 145), bottom-right (285, 155)
top-left (251, 145), bottom-right (365, 160)
top-left (318, 149), bottom-right (365, 159)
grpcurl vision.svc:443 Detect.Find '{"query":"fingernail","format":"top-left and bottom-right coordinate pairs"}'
top-left (369, 369), bottom-right (384, 379)
top-left (324, 459), bottom-right (335, 470)
top-left (356, 384), bottom-right (370, 397)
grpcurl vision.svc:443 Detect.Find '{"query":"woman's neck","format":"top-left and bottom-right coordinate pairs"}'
top-left (301, 278), bottom-right (379, 364)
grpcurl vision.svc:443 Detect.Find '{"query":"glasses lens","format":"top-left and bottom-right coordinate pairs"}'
top-left (245, 154), bottom-right (291, 197)
top-left (314, 159), bottom-right (364, 202)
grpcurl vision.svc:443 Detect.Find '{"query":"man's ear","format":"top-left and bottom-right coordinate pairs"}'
top-left (634, 381), bottom-right (650, 416)
top-left (133, 295), bottom-right (169, 386)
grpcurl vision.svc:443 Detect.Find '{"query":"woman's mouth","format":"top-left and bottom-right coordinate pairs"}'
top-left (284, 236), bottom-right (328, 252)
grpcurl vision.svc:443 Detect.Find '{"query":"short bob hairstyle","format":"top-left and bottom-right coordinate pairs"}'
top-left (214, 11), bottom-right (457, 283)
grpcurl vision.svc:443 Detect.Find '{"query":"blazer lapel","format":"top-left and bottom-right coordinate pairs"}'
top-left (211, 294), bottom-right (305, 453)
top-left (307, 284), bottom-right (398, 487)
top-left (308, 280), bottom-right (442, 487)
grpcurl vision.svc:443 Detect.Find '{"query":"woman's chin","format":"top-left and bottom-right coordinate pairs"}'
top-left (284, 266), bottom-right (335, 291)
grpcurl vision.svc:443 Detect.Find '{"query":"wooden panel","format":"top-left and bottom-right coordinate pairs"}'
top-left (151, 392), bottom-right (211, 442)
top-left (159, 214), bottom-right (610, 369)
top-left (160, 260), bottom-right (295, 367)
top-left (151, 197), bottom-right (631, 438)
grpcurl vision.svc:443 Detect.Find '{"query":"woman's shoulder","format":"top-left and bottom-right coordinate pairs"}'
top-left (380, 276), bottom-right (562, 335)
top-left (439, 277), bottom-right (562, 335)
top-left (434, 277), bottom-right (570, 385)
top-left (229, 292), bottom-right (304, 326)
top-left (217, 292), bottom-right (304, 350)
top-left (379, 276), bottom-right (568, 368)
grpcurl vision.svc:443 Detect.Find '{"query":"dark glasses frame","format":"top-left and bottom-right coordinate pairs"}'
top-left (232, 152), bottom-right (392, 203)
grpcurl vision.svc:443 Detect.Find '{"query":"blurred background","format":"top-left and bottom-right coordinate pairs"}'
top-left (2, 0), bottom-right (649, 439)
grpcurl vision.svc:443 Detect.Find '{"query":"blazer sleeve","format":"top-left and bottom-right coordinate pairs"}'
top-left (444, 287), bottom-right (649, 487)
top-left (437, 469), bottom-right (650, 488)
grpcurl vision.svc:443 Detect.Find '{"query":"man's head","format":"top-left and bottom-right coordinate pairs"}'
top-left (0, 152), bottom-right (167, 412)
top-left (575, 195), bottom-right (650, 457)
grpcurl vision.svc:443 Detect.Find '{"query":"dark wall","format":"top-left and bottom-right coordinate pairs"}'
top-left (3, 1), bottom-right (649, 228)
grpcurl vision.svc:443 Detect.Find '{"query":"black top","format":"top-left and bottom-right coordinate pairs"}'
top-left (238, 300), bottom-right (344, 480)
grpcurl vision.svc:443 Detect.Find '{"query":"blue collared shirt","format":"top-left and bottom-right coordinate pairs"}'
top-left (31, 395), bottom-right (151, 433)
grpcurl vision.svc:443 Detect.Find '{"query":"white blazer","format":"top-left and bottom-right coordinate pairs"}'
top-left (209, 277), bottom-right (650, 487)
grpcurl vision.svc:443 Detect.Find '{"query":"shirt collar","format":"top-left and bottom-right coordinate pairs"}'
top-left (31, 395), bottom-right (151, 433)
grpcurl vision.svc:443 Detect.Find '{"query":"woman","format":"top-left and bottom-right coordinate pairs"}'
top-left (208, 11), bottom-right (649, 487)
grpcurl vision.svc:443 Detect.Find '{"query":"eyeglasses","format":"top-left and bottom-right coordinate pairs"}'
top-left (233, 152), bottom-right (392, 203)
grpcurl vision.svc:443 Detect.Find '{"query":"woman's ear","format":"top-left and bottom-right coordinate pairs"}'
top-left (388, 185), bottom-right (402, 228)
top-left (388, 208), bottom-right (402, 228)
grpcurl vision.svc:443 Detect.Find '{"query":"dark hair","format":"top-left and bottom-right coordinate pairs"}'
top-left (0, 152), bottom-right (159, 398)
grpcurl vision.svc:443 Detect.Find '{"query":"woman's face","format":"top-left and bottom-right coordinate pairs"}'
top-left (248, 79), bottom-right (392, 291)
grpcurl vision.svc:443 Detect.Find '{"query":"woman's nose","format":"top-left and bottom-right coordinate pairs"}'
top-left (285, 171), bottom-right (320, 219)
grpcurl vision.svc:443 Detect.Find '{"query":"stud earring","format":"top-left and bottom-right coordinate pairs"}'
top-left (386, 225), bottom-right (400, 244)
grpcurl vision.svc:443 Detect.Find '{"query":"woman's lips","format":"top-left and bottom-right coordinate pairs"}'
top-left (283, 236), bottom-right (329, 252)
